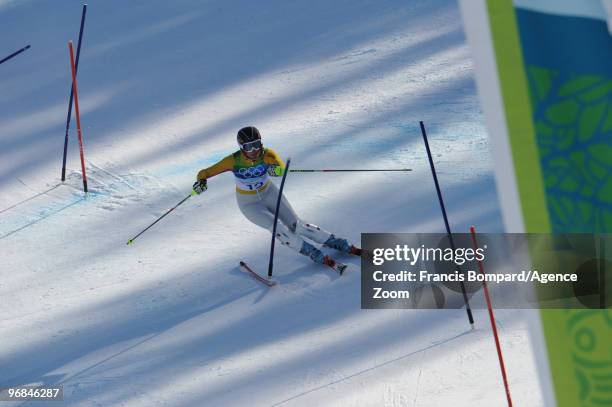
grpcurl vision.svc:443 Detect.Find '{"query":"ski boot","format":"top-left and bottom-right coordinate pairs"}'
top-left (324, 235), bottom-right (371, 260)
top-left (323, 256), bottom-right (347, 275)
top-left (351, 246), bottom-right (374, 261)
top-left (301, 241), bottom-right (347, 275)
top-left (348, 245), bottom-right (363, 257)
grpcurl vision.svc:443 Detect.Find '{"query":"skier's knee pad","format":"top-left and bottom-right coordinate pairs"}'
top-left (296, 221), bottom-right (332, 244)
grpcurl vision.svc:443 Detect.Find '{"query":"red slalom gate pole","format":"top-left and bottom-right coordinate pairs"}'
top-left (61, 4), bottom-right (88, 182)
top-left (470, 226), bottom-right (513, 407)
top-left (68, 41), bottom-right (88, 193)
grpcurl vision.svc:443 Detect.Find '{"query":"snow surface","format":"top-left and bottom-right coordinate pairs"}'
top-left (1, 0), bottom-right (544, 405)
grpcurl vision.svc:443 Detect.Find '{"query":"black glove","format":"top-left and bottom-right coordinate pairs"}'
top-left (192, 179), bottom-right (208, 195)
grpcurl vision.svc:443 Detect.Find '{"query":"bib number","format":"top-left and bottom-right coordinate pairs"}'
top-left (245, 181), bottom-right (265, 190)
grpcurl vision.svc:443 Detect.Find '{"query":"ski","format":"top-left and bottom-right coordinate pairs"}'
top-left (239, 261), bottom-right (277, 287)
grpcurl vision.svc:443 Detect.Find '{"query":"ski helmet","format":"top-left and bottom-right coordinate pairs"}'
top-left (237, 126), bottom-right (262, 153)
top-left (237, 126), bottom-right (261, 144)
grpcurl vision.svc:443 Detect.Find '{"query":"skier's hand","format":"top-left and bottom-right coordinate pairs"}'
top-left (267, 165), bottom-right (283, 177)
top-left (192, 179), bottom-right (208, 195)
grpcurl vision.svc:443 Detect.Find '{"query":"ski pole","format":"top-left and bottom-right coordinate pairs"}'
top-left (290, 168), bottom-right (411, 172)
top-left (0, 45), bottom-right (30, 66)
top-left (127, 192), bottom-right (195, 245)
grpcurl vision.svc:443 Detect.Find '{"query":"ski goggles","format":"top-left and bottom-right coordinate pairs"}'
top-left (240, 139), bottom-right (262, 152)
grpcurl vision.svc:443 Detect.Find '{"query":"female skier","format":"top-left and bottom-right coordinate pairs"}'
top-left (192, 126), bottom-right (362, 274)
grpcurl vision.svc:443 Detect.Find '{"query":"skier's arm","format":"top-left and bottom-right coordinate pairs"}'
top-left (263, 148), bottom-right (285, 176)
top-left (197, 155), bottom-right (234, 181)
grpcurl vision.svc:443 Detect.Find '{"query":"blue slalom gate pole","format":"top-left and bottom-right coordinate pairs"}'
top-left (0, 45), bottom-right (30, 66)
top-left (61, 4), bottom-right (88, 182)
top-left (268, 158), bottom-right (291, 277)
top-left (420, 120), bottom-right (475, 327)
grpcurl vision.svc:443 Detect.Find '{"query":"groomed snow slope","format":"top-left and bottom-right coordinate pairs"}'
top-left (1, 0), bottom-right (544, 405)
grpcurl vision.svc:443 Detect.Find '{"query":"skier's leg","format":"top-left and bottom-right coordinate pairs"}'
top-left (273, 222), bottom-right (327, 264)
top-left (275, 221), bottom-right (344, 272)
top-left (237, 188), bottom-right (345, 270)
top-left (295, 221), bottom-right (362, 255)
top-left (263, 185), bottom-right (350, 268)
top-left (261, 183), bottom-right (359, 256)
top-left (236, 194), bottom-right (304, 252)
top-left (236, 191), bottom-right (328, 265)
top-left (236, 184), bottom-right (299, 233)
top-left (261, 182), bottom-right (300, 232)
top-left (236, 193), bottom-right (276, 230)
top-left (260, 183), bottom-right (346, 246)
top-left (295, 222), bottom-right (332, 244)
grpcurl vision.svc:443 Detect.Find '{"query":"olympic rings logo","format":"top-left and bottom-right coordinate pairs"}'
top-left (238, 165), bottom-right (266, 178)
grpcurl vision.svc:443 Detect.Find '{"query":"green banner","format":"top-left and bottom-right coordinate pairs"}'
top-left (461, 0), bottom-right (612, 405)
